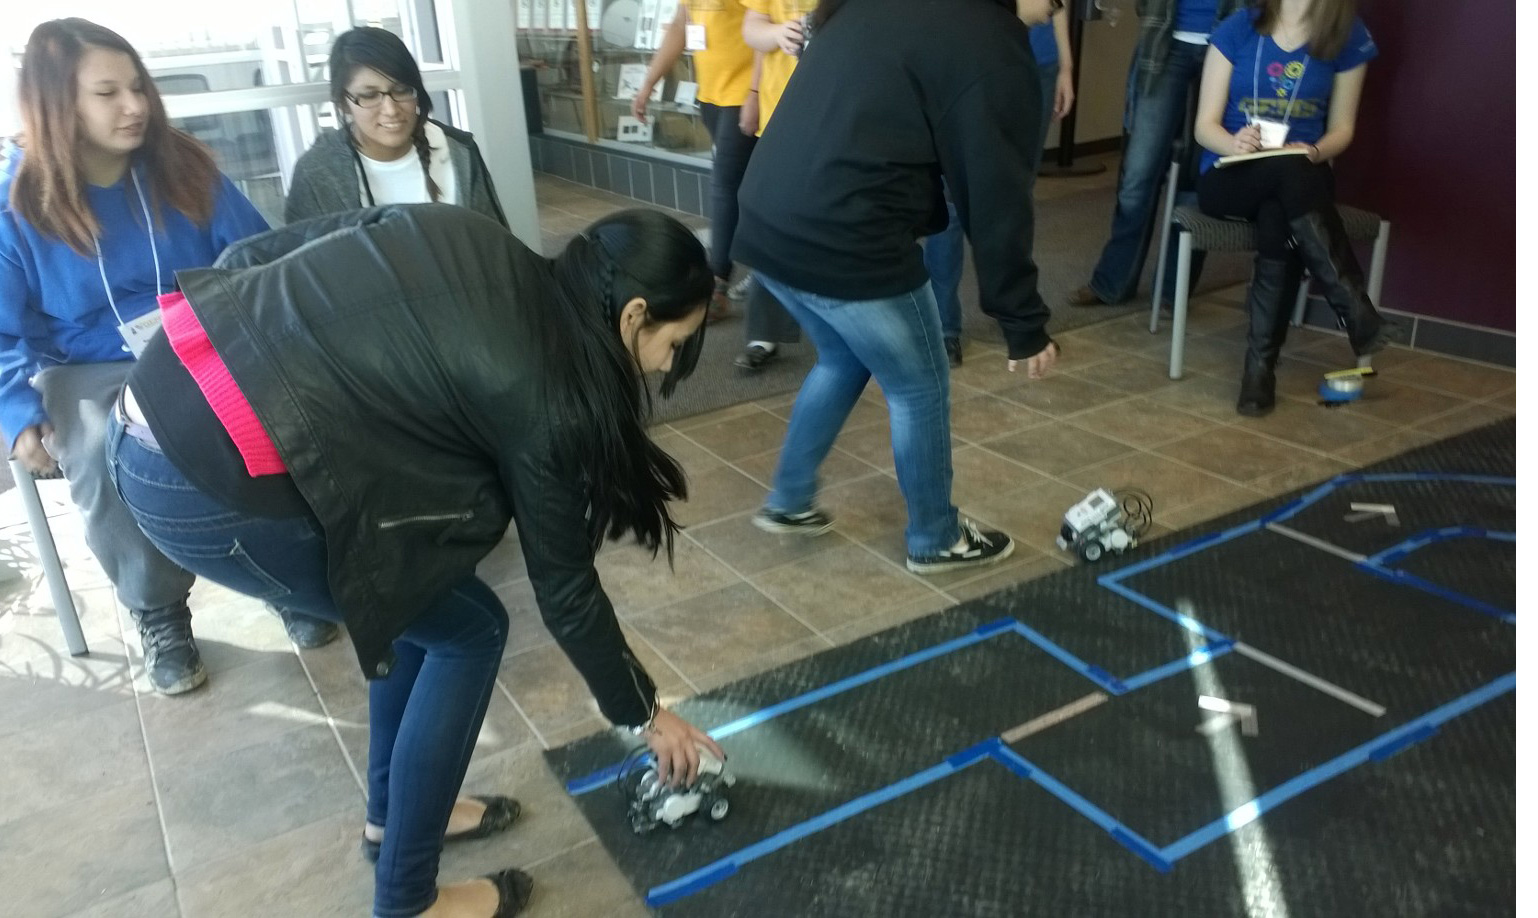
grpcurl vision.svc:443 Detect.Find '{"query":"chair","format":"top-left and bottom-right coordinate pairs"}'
top-left (1148, 161), bottom-right (1391, 379)
top-left (8, 459), bottom-right (87, 655)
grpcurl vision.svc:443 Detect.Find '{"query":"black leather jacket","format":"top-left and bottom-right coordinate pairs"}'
top-left (174, 205), bottom-right (657, 727)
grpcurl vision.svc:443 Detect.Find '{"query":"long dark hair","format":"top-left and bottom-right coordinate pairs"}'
top-left (328, 27), bottom-right (441, 202)
top-left (547, 210), bottom-right (713, 558)
top-left (1255, 0), bottom-right (1358, 61)
top-left (11, 18), bottom-right (221, 255)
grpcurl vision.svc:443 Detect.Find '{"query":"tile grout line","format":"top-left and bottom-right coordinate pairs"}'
top-left (676, 526), bottom-right (838, 650)
top-left (293, 648), bottom-right (369, 798)
top-left (494, 677), bottom-right (552, 751)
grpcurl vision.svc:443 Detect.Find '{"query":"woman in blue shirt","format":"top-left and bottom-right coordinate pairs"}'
top-left (0, 18), bottom-right (333, 694)
top-left (1192, 0), bottom-right (1386, 416)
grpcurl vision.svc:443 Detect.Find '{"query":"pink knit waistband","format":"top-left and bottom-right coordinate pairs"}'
top-left (159, 292), bottom-right (287, 476)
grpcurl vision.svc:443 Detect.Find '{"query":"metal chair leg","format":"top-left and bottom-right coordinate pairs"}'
top-left (1367, 220), bottom-right (1390, 307)
top-left (9, 458), bottom-right (87, 656)
top-left (1169, 231), bottom-right (1193, 379)
top-left (1150, 161), bottom-right (1180, 334)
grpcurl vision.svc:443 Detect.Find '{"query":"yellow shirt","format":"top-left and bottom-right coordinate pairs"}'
top-left (685, 0), bottom-right (754, 107)
top-left (741, 0), bottom-right (818, 134)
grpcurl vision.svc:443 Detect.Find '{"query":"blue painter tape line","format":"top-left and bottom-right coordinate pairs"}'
top-left (649, 754), bottom-right (982, 905)
top-left (975, 617), bottom-right (1019, 638)
top-left (1097, 579), bottom-right (1231, 644)
top-left (1008, 622), bottom-right (1125, 693)
top-left (565, 763), bottom-right (626, 796)
top-left (567, 623), bottom-right (1006, 796)
top-left (1120, 643), bottom-right (1235, 693)
top-left (1100, 519), bottom-right (1263, 585)
top-left (1357, 473), bottom-right (1515, 486)
top-left (1368, 724), bottom-right (1439, 762)
top-left (988, 746), bottom-right (1034, 780)
top-left (1161, 672), bottom-right (1516, 863)
top-left (646, 862), bottom-right (738, 907)
top-left (1355, 563), bottom-right (1515, 623)
top-left (1366, 527), bottom-right (1515, 568)
top-left (997, 747), bottom-right (1156, 854)
top-left (1112, 827), bottom-right (1174, 873)
top-left (947, 739), bottom-right (999, 768)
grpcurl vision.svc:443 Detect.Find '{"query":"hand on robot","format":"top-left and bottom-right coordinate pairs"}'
top-left (641, 708), bottom-right (726, 788)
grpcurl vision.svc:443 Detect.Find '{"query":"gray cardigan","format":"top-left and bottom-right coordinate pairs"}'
top-left (284, 120), bottom-right (508, 227)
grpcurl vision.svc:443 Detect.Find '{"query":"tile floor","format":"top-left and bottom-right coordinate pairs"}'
top-left (0, 173), bottom-right (1515, 918)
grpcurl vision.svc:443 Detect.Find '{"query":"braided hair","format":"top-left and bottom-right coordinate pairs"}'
top-left (328, 27), bottom-right (440, 202)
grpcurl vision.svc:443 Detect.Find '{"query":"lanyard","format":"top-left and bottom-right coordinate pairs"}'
top-left (93, 168), bottom-right (163, 328)
top-left (1252, 35), bottom-right (1310, 127)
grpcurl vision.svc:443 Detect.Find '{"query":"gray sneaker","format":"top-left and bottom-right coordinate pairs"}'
top-left (752, 507), bottom-right (834, 536)
top-left (130, 602), bottom-right (207, 695)
top-left (906, 518), bottom-right (1014, 574)
top-left (727, 275), bottom-right (754, 302)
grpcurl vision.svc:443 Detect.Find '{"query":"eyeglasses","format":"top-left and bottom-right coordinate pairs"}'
top-left (345, 86), bottom-right (418, 108)
top-left (1049, 0), bottom-right (1065, 11)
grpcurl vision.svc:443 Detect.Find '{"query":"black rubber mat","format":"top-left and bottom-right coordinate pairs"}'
top-left (547, 418), bottom-right (1515, 916)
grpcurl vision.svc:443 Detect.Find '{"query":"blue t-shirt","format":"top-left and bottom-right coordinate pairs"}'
top-left (1174, 0), bottom-right (1220, 35)
top-left (1029, 23), bottom-right (1058, 68)
top-left (1201, 10), bottom-right (1379, 173)
top-left (0, 143), bottom-right (269, 443)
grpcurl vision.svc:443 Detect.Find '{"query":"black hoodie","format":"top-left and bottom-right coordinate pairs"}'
top-left (733, 0), bottom-right (1052, 359)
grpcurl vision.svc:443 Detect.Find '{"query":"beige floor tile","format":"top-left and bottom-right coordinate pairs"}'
top-left (752, 543), bottom-right (937, 633)
top-left (1050, 325), bottom-right (1157, 370)
top-left (690, 634), bottom-right (834, 694)
top-left (942, 554), bottom-right (1075, 605)
top-left (1231, 397), bottom-right (1399, 453)
top-left (1062, 350), bottom-right (1187, 397)
top-left (1413, 403), bottom-right (1514, 440)
top-left (1344, 378), bottom-right (1475, 427)
top-left (175, 811), bottom-right (370, 918)
top-left (1154, 426), bottom-right (1323, 485)
top-left (139, 648), bottom-right (327, 770)
top-left (670, 465), bottom-right (767, 528)
top-left (1332, 428), bottom-right (1441, 466)
top-left (949, 356), bottom-right (1046, 393)
top-left (1247, 456), bottom-right (1355, 496)
top-left (476, 535), bottom-right (529, 590)
top-left (1064, 452), bottom-right (1242, 518)
top-left (61, 878), bottom-right (178, 918)
top-left (500, 629), bottom-right (689, 739)
top-left (948, 391), bottom-right (1054, 443)
top-left (685, 513), bottom-right (854, 577)
top-left (1152, 482), bottom-right (1267, 532)
top-left (1, 583), bottom-right (135, 662)
top-left (0, 783), bottom-right (168, 918)
top-left (0, 633), bottom-right (135, 738)
top-left (820, 473), bottom-right (910, 543)
top-left (157, 723), bottom-right (360, 873)
top-left (950, 444), bottom-right (1052, 505)
top-left (759, 394), bottom-right (890, 432)
top-left (521, 839), bottom-right (652, 918)
top-left (1483, 386), bottom-right (1516, 412)
top-left (0, 697), bottom-right (149, 831)
top-left (652, 430), bottom-right (730, 479)
top-left (730, 445), bottom-right (879, 491)
top-left (663, 402), bottom-right (760, 433)
top-left (675, 409), bottom-right (789, 461)
top-left (1153, 332), bottom-right (1247, 378)
top-left (625, 582), bottom-right (818, 686)
top-left (978, 424), bottom-right (1135, 478)
top-left (1388, 353), bottom-right (1516, 400)
top-left (820, 590), bottom-right (955, 646)
top-left (993, 374), bottom-right (1129, 418)
top-left (1146, 370), bottom-right (1255, 421)
top-left (491, 577), bottom-right (551, 658)
top-left (1068, 396), bottom-right (1221, 451)
top-left (591, 538), bottom-right (739, 617)
top-left (829, 421), bottom-right (898, 472)
top-left (297, 637), bottom-right (369, 715)
top-left (540, 715), bottom-right (612, 750)
top-left (1072, 312), bottom-right (1179, 354)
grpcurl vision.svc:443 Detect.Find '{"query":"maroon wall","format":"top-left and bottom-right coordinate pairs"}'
top-left (1331, 0), bottom-right (1515, 331)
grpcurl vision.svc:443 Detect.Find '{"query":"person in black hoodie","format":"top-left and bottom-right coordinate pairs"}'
top-left (734, 0), bottom-right (1061, 575)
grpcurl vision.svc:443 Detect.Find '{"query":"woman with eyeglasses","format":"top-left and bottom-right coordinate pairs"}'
top-left (285, 27), bottom-right (508, 227)
top-left (1192, 0), bottom-right (1384, 416)
top-left (107, 203), bottom-right (722, 917)
top-left (0, 18), bottom-right (341, 696)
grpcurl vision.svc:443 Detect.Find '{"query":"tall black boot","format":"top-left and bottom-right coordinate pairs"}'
top-left (1287, 209), bottom-right (1388, 357)
top-left (1237, 255), bottom-right (1302, 417)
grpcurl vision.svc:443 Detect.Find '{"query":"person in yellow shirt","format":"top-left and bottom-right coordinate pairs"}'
top-left (633, 1), bottom-right (756, 322)
top-left (727, 0), bottom-right (817, 371)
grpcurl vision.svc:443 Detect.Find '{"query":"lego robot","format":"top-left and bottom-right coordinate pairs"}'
top-left (622, 745), bottom-right (736, 835)
top-left (1057, 487), bottom-right (1152, 563)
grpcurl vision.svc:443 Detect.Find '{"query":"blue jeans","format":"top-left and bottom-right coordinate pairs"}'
top-left (756, 273), bottom-right (960, 557)
top-left (106, 413), bottom-right (509, 918)
top-left (925, 62), bottom-right (1059, 339)
top-left (1087, 38), bottom-right (1208, 304)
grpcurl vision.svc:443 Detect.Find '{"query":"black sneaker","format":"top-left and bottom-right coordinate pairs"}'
top-left (752, 507), bottom-right (834, 536)
top-left (130, 602), bottom-right (208, 695)
top-left (944, 337), bottom-right (963, 368)
top-left (734, 344), bottom-right (778, 372)
top-left (906, 519), bottom-right (1014, 574)
top-left (271, 605), bottom-right (340, 649)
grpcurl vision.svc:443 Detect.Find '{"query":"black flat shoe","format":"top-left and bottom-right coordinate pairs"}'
top-left (361, 796), bottom-right (522, 863)
top-left (487, 867), bottom-right (535, 917)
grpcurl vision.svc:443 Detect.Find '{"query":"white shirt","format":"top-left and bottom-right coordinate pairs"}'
top-left (355, 120), bottom-right (459, 206)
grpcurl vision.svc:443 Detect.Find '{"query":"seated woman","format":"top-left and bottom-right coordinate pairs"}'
top-left (285, 27), bottom-right (508, 227)
top-left (1193, 0), bottom-right (1386, 416)
top-left (1, 18), bottom-right (334, 697)
top-left (108, 204), bottom-right (722, 918)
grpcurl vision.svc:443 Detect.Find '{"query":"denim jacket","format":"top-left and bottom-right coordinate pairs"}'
top-left (1134, 0), bottom-right (1246, 96)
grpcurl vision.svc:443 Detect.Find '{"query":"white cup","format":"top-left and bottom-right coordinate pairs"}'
top-left (1254, 118), bottom-right (1289, 150)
